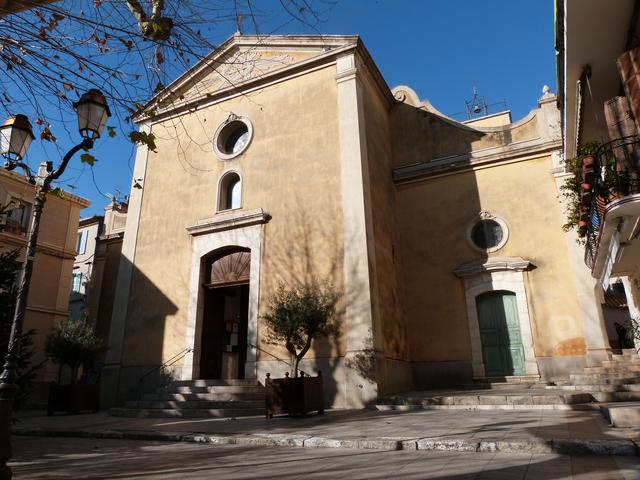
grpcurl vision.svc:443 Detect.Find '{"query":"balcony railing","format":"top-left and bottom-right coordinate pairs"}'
top-left (584, 135), bottom-right (640, 269)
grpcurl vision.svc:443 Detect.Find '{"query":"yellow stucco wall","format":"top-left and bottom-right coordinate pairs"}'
top-left (396, 155), bottom-right (586, 363)
top-left (463, 111), bottom-right (512, 128)
top-left (359, 72), bottom-right (410, 362)
top-left (123, 64), bottom-right (345, 368)
top-left (391, 106), bottom-right (538, 168)
top-left (0, 170), bottom-right (88, 382)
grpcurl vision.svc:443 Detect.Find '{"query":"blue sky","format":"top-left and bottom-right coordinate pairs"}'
top-left (13, 1), bottom-right (556, 217)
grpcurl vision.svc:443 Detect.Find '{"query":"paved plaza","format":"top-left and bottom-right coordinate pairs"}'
top-left (13, 408), bottom-right (640, 450)
top-left (9, 436), bottom-right (640, 480)
top-left (10, 408), bottom-right (640, 478)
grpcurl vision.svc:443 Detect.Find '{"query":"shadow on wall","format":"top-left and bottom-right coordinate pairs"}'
top-left (103, 254), bottom-right (179, 407)
top-left (260, 204), bottom-right (370, 407)
top-left (391, 97), bottom-right (489, 388)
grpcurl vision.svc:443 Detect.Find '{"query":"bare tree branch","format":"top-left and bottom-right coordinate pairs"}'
top-left (0, 0), bottom-right (336, 196)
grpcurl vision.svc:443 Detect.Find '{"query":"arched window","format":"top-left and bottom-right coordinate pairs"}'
top-left (219, 172), bottom-right (242, 211)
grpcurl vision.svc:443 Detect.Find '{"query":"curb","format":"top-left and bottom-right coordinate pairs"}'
top-left (12, 427), bottom-right (640, 456)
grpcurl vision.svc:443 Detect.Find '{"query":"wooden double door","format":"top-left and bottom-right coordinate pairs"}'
top-left (200, 283), bottom-right (249, 379)
top-left (476, 291), bottom-right (526, 377)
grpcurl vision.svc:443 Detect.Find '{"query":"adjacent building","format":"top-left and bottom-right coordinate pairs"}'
top-left (556, 0), bottom-right (640, 349)
top-left (69, 215), bottom-right (103, 322)
top-left (69, 200), bottom-right (127, 347)
top-left (102, 34), bottom-right (612, 409)
top-left (0, 167), bottom-right (89, 399)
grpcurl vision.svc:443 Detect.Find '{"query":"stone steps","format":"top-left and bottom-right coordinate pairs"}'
top-left (602, 359), bottom-right (640, 367)
top-left (109, 407), bottom-right (265, 419)
top-left (464, 382), bottom-right (548, 390)
top-left (548, 384), bottom-right (639, 392)
top-left (558, 351), bottom-right (640, 427)
top-left (375, 391), bottom-right (593, 411)
top-left (590, 392), bottom-right (640, 403)
top-left (169, 379), bottom-right (261, 387)
top-left (464, 375), bottom-right (544, 390)
top-left (109, 378), bottom-right (266, 419)
top-left (124, 399), bottom-right (264, 409)
top-left (583, 365), bottom-right (640, 374)
top-left (554, 385), bottom-right (620, 392)
top-left (568, 374), bottom-right (640, 385)
top-left (376, 404), bottom-right (596, 411)
top-left (172, 385), bottom-right (265, 394)
top-left (376, 351), bottom-right (640, 420)
top-left (600, 402), bottom-right (640, 428)
top-left (140, 392), bottom-right (265, 402)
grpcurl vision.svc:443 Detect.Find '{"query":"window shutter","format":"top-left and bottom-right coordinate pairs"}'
top-left (603, 96), bottom-right (638, 170)
top-left (77, 229), bottom-right (88, 254)
top-left (603, 96), bottom-right (636, 141)
top-left (617, 48), bottom-right (640, 135)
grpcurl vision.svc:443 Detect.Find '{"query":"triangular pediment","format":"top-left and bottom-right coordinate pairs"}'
top-left (143, 35), bottom-right (358, 118)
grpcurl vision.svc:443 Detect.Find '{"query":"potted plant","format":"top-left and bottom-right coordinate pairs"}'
top-left (45, 319), bottom-right (104, 415)
top-left (262, 281), bottom-right (340, 417)
top-left (5, 218), bottom-right (20, 235)
top-left (561, 142), bottom-right (600, 237)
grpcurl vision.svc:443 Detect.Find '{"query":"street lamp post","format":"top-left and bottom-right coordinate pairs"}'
top-left (0, 90), bottom-right (110, 480)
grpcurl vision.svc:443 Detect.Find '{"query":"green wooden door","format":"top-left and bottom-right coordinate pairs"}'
top-left (476, 291), bottom-right (525, 376)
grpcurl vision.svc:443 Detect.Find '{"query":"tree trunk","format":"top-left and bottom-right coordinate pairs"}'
top-left (291, 352), bottom-right (298, 377)
top-left (294, 336), bottom-right (313, 377)
top-left (285, 339), bottom-right (297, 377)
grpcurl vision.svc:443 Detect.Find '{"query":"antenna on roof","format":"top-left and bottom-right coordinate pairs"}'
top-left (465, 85), bottom-right (489, 119)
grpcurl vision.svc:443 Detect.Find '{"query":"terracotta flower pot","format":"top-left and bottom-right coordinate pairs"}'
top-left (582, 169), bottom-right (595, 185)
top-left (578, 220), bottom-right (588, 237)
top-left (582, 155), bottom-right (595, 167)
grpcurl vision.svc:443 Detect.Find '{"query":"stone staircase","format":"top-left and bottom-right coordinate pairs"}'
top-left (109, 379), bottom-right (266, 419)
top-left (554, 348), bottom-right (640, 427)
top-left (464, 375), bottom-right (548, 390)
top-left (376, 349), bottom-right (640, 427)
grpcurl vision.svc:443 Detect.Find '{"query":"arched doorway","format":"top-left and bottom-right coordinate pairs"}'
top-left (199, 247), bottom-right (251, 379)
top-left (476, 290), bottom-right (526, 377)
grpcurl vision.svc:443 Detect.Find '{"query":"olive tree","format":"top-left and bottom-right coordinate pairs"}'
top-left (263, 281), bottom-right (340, 377)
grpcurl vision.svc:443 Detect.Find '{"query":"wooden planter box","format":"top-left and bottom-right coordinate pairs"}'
top-left (265, 371), bottom-right (324, 417)
top-left (47, 383), bottom-right (100, 415)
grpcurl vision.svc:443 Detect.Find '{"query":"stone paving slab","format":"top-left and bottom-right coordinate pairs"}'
top-left (12, 426), bottom-right (640, 456)
top-left (10, 436), bottom-right (640, 480)
top-left (12, 408), bottom-right (640, 456)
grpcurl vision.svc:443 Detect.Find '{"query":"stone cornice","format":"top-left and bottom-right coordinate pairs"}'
top-left (0, 232), bottom-right (76, 259)
top-left (144, 35), bottom-right (359, 111)
top-left (98, 232), bottom-right (124, 243)
top-left (393, 138), bottom-right (562, 184)
top-left (25, 304), bottom-right (69, 317)
top-left (0, 168), bottom-right (90, 207)
top-left (186, 208), bottom-right (270, 236)
top-left (137, 35), bottom-right (395, 124)
top-left (453, 256), bottom-right (535, 278)
top-left (137, 37), bottom-right (361, 123)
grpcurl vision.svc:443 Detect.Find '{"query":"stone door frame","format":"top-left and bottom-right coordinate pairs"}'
top-left (182, 208), bottom-right (269, 380)
top-left (454, 257), bottom-right (539, 378)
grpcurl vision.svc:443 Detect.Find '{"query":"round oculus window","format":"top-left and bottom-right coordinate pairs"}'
top-left (213, 116), bottom-right (253, 160)
top-left (471, 219), bottom-right (504, 250)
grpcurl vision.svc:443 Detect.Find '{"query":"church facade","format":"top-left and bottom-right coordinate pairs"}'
top-left (103, 35), bottom-right (610, 408)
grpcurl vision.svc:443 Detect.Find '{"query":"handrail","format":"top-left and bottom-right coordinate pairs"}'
top-left (249, 343), bottom-right (309, 377)
top-left (138, 346), bottom-right (193, 383)
top-left (584, 135), bottom-right (640, 269)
